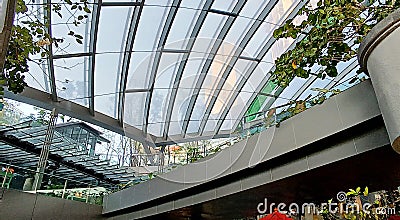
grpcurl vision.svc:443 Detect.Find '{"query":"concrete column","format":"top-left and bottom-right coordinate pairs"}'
top-left (359, 9), bottom-right (400, 153)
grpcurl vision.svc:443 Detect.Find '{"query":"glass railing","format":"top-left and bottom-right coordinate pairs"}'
top-left (237, 74), bottom-right (369, 138)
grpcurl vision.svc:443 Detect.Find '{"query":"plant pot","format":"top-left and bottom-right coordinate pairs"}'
top-left (358, 9), bottom-right (400, 154)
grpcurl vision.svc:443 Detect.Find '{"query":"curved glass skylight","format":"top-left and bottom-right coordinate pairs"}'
top-left (14, 0), bottom-right (360, 146)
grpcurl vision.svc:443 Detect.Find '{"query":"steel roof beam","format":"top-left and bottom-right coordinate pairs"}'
top-left (102, 2), bottom-right (141, 7)
top-left (181, 1), bottom-right (246, 137)
top-left (5, 87), bottom-right (152, 143)
top-left (215, 1), bottom-right (308, 134)
top-left (208, 8), bottom-right (238, 17)
top-left (53, 52), bottom-right (93, 59)
top-left (117, 1), bottom-right (144, 125)
top-left (143, 0), bottom-right (182, 134)
top-left (43, 0), bottom-right (57, 101)
top-left (162, 0), bottom-right (214, 139)
top-left (88, 0), bottom-right (102, 115)
top-left (186, 0), bottom-right (279, 136)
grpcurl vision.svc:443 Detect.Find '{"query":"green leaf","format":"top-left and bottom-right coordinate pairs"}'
top-left (310, 88), bottom-right (329, 93)
top-left (84, 7), bottom-right (91, 13)
top-left (363, 187), bottom-right (368, 196)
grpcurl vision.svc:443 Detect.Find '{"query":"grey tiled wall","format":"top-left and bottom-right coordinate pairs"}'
top-left (104, 80), bottom-right (388, 218)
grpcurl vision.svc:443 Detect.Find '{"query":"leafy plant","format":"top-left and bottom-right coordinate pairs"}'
top-left (319, 187), bottom-right (400, 220)
top-left (0, 0), bottom-right (91, 101)
top-left (272, 0), bottom-right (400, 87)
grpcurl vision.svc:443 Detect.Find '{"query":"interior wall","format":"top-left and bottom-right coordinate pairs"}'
top-left (0, 189), bottom-right (105, 219)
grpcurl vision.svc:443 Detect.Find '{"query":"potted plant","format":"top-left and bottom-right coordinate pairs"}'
top-left (271, 0), bottom-right (400, 152)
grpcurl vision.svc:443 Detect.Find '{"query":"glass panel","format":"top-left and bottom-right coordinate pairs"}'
top-left (208, 88), bottom-right (232, 121)
top-left (94, 93), bottom-right (118, 118)
top-left (224, 16), bottom-right (253, 48)
top-left (148, 122), bottom-right (164, 136)
top-left (204, 119), bottom-right (219, 133)
top-left (244, 0), bottom-right (299, 57)
top-left (239, 0), bottom-right (272, 18)
top-left (54, 57), bottom-right (89, 107)
top-left (202, 42), bottom-right (239, 90)
top-left (52, 23), bottom-right (90, 55)
top-left (168, 121), bottom-right (184, 136)
top-left (298, 77), bottom-right (334, 100)
top-left (271, 96), bottom-right (291, 111)
top-left (124, 92), bottom-right (147, 128)
top-left (243, 22), bottom-right (275, 57)
top-left (95, 53), bottom-right (120, 94)
top-left (336, 58), bottom-right (357, 73)
top-left (259, 60), bottom-right (275, 72)
top-left (165, 8), bottom-right (199, 49)
top-left (191, 88), bottom-right (212, 121)
top-left (225, 91), bottom-right (253, 120)
top-left (154, 53), bottom-right (183, 89)
top-left (245, 80), bottom-right (278, 121)
top-left (221, 59), bottom-right (252, 90)
top-left (279, 77), bottom-right (308, 99)
top-left (171, 88), bottom-right (192, 123)
top-left (148, 89), bottom-right (171, 124)
top-left (267, 0), bottom-right (297, 25)
top-left (145, 0), bottom-right (173, 6)
top-left (242, 64), bottom-right (270, 93)
top-left (26, 60), bottom-right (51, 93)
top-left (97, 6), bottom-right (134, 53)
top-left (180, 0), bottom-right (206, 9)
top-left (193, 13), bottom-right (228, 55)
top-left (126, 52), bottom-right (155, 90)
top-left (211, 0), bottom-right (236, 12)
top-left (220, 119), bottom-right (236, 131)
top-left (187, 120), bottom-right (201, 134)
top-left (335, 68), bottom-right (360, 90)
top-left (206, 60), bottom-right (253, 122)
top-left (170, 56), bottom-right (205, 123)
top-left (262, 37), bottom-right (295, 68)
top-left (51, 1), bottom-right (93, 55)
top-left (94, 53), bottom-right (121, 117)
top-left (133, 6), bottom-right (169, 51)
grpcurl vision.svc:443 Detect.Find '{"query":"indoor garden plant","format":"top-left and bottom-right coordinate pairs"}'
top-left (271, 0), bottom-right (400, 153)
top-left (271, 0), bottom-right (400, 87)
top-left (0, 0), bottom-right (91, 107)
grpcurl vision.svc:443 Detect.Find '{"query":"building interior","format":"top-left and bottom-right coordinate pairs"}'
top-left (1, 0), bottom-right (400, 219)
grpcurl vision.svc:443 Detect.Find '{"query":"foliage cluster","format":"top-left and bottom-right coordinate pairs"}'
top-left (272, 0), bottom-right (400, 87)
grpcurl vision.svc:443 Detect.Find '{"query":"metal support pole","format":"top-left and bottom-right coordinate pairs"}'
top-left (32, 108), bottom-right (58, 191)
top-left (61, 179), bottom-right (67, 199)
top-left (85, 185), bottom-right (90, 203)
top-left (1, 166), bottom-right (10, 188)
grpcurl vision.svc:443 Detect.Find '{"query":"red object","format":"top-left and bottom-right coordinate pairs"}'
top-left (388, 216), bottom-right (400, 220)
top-left (260, 209), bottom-right (292, 220)
top-left (168, 145), bottom-right (180, 151)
